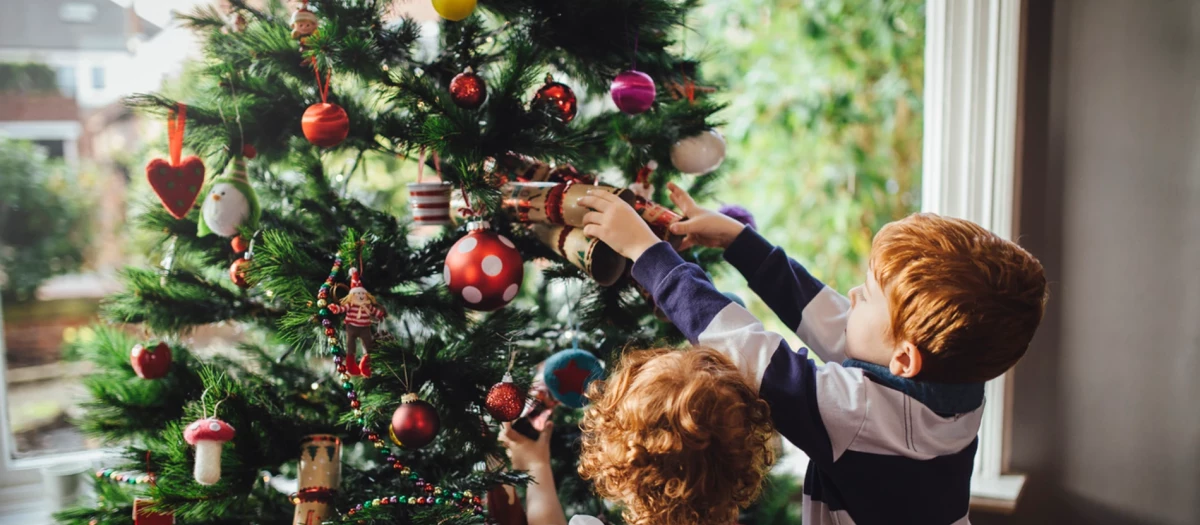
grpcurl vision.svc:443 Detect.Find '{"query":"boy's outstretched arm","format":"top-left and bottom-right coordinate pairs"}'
top-left (667, 182), bottom-right (851, 364)
top-left (578, 191), bottom-right (866, 464)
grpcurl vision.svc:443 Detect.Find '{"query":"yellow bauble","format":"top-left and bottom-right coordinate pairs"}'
top-left (432, 0), bottom-right (476, 21)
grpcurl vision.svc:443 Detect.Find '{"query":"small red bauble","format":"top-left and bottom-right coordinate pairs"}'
top-left (444, 221), bottom-right (524, 311)
top-left (302, 102), bottom-right (349, 148)
top-left (229, 257), bottom-right (251, 288)
top-left (531, 75), bottom-right (577, 124)
top-left (450, 67), bottom-right (487, 109)
top-left (230, 236), bottom-right (250, 253)
top-left (389, 394), bottom-right (440, 449)
top-left (485, 380), bottom-right (525, 422)
top-left (131, 342), bottom-right (172, 379)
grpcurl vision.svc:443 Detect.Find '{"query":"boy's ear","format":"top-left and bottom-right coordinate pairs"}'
top-left (888, 341), bottom-right (923, 378)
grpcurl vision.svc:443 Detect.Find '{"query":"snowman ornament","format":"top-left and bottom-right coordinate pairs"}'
top-left (199, 156), bottom-right (260, 238)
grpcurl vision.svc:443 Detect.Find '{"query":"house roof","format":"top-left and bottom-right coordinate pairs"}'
top-left (0, 0), bottom-right (161, 53)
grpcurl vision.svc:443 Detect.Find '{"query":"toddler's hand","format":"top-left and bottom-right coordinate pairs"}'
top-left (666, 182), bottom-right (746, 250)
top-left (578, 191), bottom-right (662, 261)
top-left (499, 421), bottom-right (554, 472)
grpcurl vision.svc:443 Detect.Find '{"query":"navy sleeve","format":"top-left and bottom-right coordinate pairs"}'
top-left (723, 228), bottom-right (851, 364)
top-left (632, 242), bottom-right (848, 464)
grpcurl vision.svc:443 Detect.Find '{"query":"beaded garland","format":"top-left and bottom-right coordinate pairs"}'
top-left (312, 254), bottom-right (490, 523)
top-left (95, 468), bottom-right (155, 485)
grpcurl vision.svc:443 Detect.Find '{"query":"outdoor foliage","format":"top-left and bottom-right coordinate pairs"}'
top-left (0, 63), bottom-right (59, 93)
top-left (696, 0), bottom-right (925, 301)
top-left (0, 139), bottom-right (92, 301)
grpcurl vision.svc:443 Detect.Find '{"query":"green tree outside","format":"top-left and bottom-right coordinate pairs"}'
top-left (0, 139), bottom-right (93, 301)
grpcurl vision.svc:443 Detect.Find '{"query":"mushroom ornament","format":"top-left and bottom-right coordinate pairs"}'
top-left (184, 418), bottom-right (236, 485)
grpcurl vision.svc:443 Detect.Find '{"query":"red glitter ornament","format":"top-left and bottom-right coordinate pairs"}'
top-left (485, 380), bottom-right (524, 422)
top-left (389, 394), bottom-right (441, 449)
top-left (444, 220), bottom-right (524, 311)
top-left (450, 67), bottom-right (487, 109)
top-left (531, 74), bottom-right (577, 124)
top-left (302, 103), bottom-right (349, 148)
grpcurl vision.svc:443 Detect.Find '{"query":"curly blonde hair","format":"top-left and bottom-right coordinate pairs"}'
top-left (579, 348), bottom-right (776, 525)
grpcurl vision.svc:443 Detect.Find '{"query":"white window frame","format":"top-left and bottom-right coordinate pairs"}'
top-left (922, 0), bottom-right (1027, 511)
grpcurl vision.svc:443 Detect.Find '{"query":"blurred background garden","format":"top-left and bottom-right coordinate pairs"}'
top-left (0, 0), bottom-right (922, 521)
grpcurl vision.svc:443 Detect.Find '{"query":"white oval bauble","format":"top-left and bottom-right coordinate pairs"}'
top-left (670, 129), bottom-right (726, 175)
top-left (201, 182), bottom-right (251, 237)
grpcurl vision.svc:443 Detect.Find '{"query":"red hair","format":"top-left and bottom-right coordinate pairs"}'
top-left (579, 348), bottom-right (776, 525)
top-left (870, 212), bottom-right (1048, 383)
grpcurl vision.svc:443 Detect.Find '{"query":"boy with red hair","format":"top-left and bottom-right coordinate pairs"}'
top-left (578, 182), bottom-right (1048, 525)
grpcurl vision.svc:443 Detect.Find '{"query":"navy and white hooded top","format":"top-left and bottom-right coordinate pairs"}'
top-left (630, 228), bottom-right (986, 525)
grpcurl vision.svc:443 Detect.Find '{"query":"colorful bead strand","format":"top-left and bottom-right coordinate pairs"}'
top-left (313, 251), bottom-right (486, 523)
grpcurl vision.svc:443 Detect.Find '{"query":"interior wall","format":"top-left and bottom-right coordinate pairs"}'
top-left (976, 1), bottom-right (1200, 524)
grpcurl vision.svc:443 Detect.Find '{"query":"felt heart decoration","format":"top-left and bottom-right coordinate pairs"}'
top-left (147, 156), bottom-right (205, 219)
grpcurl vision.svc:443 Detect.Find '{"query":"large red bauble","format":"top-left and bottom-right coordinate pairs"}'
top-left (450, 68), bottom-right (487, 109)
top-left (131, 342), bottom-right (172, 379)
top-left (301, 102), bottom-right (349, 148)
top-left (531, 76), bottom-right (577, 124)
top-left (146, 156), bottom-right (205, 219)
top-left (485, 381), bottom-right (525, 422)
top-left (229, 257), bottom-right (251, 288)
top-left (389, 395), bottom-right (440, 449)
top-left (444, 221), bottom-right (524, 311)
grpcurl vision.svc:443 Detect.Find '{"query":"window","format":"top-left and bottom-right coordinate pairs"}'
top-left (91, 67), bottom-right (105, 90)
top-left (59, 3), bottom-right (99, 24)
top-left (922, 0), bottom-right (1026, 510)
top-left (54, 66), bottom-right (75, 98)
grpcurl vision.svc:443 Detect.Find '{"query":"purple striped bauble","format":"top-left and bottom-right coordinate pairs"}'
top-left (610, 70), bottom-right (656, 114)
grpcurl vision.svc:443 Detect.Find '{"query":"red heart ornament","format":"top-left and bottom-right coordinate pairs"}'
top-left (131, 342), bottom-right (173, 379)
top-left (146, 156), bottom-right (205, 219)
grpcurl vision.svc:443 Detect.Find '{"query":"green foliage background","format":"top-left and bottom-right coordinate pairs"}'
top-left (695, 0), bottom-right (924, 323)
top-left (0, 140), bottom-right (93, 301)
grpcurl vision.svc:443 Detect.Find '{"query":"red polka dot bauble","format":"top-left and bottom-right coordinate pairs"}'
top-left (301, 102), bottom-right (349, 148)
top-left (485, 379), bottom-right (525, 422)
top-left (444, 220), bottom-right (524, 311)
top-left (389, 394), bottom-right (440, 449)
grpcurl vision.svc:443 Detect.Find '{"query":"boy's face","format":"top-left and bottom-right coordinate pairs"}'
top-left (350, 290), bottom-right (368, 305)
top-left (845, 268), bottom-right (898, 366)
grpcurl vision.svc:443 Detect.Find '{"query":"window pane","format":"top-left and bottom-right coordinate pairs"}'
top-left (91, 67), bottom-right (104, 90)
top-left (54, 66), bottom-right (75, 98)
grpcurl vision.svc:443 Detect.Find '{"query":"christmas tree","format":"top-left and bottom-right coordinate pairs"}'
top-left (54, 0), bottom-right (746, 523)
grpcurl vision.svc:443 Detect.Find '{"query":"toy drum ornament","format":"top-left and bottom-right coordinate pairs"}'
top-left (407, 181), bottom-right (454, 226)
top-left (293, 434), bottom-right (341, 525)
top-left (531, 224), bottom-right (627, 287)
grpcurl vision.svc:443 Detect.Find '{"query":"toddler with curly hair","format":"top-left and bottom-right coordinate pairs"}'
top-left (499, 347), bottom-right (777, 525)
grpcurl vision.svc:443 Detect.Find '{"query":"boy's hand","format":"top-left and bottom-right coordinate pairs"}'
top-left (578, 191), bottom-right (662, 261)
top-left (499, 421), bottom-right (554, 471)
top-left (666, 182), bottom-right (746, 250)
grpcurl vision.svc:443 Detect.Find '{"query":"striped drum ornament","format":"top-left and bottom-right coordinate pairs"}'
top-left (407, 181), bottom-right (454, 226)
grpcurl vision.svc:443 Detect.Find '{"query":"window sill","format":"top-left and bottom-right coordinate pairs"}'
top-left (969, 474), bottom-right (1026, 514)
